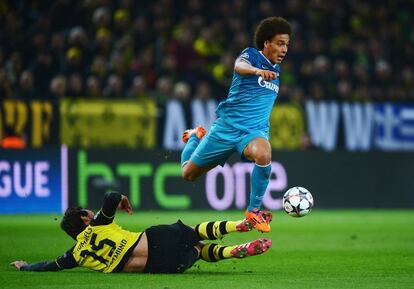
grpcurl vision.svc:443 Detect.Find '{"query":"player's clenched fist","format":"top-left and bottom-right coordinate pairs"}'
top-left (255, 69), bottom-right (277, 81)
top-left (118, 195), bottom-right (133, 215)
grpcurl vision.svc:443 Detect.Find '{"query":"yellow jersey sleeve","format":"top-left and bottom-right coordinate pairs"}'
top-left (72, 222), bottom-right (141, 273)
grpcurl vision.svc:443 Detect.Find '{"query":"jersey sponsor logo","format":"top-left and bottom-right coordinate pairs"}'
top-left (241, 52), bottom-right (249, 59)
top-left (258, 76), bottom-right (279, 93)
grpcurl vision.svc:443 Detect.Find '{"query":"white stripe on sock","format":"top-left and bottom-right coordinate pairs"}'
top-left (254, 162), bottom-right (271, 168)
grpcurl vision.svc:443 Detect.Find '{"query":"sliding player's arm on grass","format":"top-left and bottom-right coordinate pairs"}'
top-left (10, 247), bottom-right (78, 272)
top-left (10, 192), bottom-right (133, 272)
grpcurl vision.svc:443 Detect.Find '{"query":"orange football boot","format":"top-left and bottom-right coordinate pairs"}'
top-left (245, 209), bottom-right (271, 233)
top-left (236, 210), bottom-right (272, 232)
top-left (182, 126), bottom-right (206, 143)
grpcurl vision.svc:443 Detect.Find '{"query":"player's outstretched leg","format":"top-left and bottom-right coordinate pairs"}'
top-left (180, 126), bottom-right (206, 167)
top-left (194, 220), bottom-right (252, 240)
top-left (199, 238), bottom-right (272, 262)
top-left (246, 163), bottom-right (272, 233)
top-left (194, 213), bottom-right (273, 240)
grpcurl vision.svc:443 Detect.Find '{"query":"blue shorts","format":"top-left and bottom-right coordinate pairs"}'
top-left (190, 118), bottom-right (269, 167)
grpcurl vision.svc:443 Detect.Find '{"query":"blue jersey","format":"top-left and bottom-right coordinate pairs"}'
top-left (216, 47), bottom-right (280, 131)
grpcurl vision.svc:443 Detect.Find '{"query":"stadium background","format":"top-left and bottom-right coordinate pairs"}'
top-left (1, 0), bottom-right (413, 213)
top-left (1, 1), bottom-right (414, 289)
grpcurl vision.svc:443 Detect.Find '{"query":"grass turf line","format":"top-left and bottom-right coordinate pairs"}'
top-left (0, 210), bottom-right (413, 289)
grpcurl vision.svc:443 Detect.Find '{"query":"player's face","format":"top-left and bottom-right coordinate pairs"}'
top-left (263, 34), bottom-right (290, 64)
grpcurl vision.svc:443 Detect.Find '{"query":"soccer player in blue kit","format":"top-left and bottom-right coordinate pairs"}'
top-left (181, 17), bottom-right (291, 233)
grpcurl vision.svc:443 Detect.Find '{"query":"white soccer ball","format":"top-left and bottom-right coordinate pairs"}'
top-left (283, 186), bottom-right (314, 217)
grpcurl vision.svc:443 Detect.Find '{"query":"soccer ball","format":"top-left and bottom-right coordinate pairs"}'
top-left (283, 186), bottom-right (314, 217)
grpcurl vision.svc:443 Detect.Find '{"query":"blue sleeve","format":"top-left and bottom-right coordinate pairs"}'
top-left (56, 247), bottom-right (78, 269)
top-left (238, 47), bottom-right (259, 68)
top-left (21, 261), bottom-right (62, 272)
top-left (20, 247), bottom-right (78, 272)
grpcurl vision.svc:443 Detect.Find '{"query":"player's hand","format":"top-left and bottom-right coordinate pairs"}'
top-left (10, 260), bottom-right (27, 270)
top-left (255, 69), bottom-right (277, 81)
top-left (118, 195), bottom-right (133, 215)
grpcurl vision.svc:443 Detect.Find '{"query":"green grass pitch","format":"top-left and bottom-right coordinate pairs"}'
top-left (1, 210), bottom-right (413, 289)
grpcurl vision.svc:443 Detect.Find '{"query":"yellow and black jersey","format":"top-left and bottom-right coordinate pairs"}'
top-left (21, 192), bottom-right (142, 273)
top-left (58, 192), bottom-right (142, 273)
top-left (71, 222), bottom-right (141, 272)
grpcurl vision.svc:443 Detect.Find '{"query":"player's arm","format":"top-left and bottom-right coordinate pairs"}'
top-left (11, 248), bottom-right (78, 272)
top-left (11, 260), bottom-right (62, 272)
top-left (93, 192), bottom-right (133, 225)
top-left (234, 58), bottom-right (276, 81)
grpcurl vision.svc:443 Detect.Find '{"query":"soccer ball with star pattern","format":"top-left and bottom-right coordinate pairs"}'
top-left (283, 186), bottom-right (314, 217)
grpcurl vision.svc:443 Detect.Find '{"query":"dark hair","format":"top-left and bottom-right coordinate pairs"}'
top-left (60, 207), bottom-right (87, 240)
top-left (254, 17), bottom-right (292, 50)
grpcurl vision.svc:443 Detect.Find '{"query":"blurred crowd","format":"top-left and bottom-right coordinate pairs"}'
top-left (0, 0), bottom-right (413, 103)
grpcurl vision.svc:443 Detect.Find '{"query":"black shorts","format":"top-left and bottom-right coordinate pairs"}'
top-left (144, 220), bottom-right (200, 273)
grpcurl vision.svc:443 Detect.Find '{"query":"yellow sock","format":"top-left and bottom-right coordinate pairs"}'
top-left (200, 243), bottom-right (236, 262)
top-left (195, 221), bottom-right (239, 240)
top-left (225, 221), bottom-right (238, 232)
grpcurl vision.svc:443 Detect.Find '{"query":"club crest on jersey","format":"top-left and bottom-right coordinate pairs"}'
top-left (241, 52), bottom-right (249, 59)
top-left (258, 76), bottom-right (279, 93)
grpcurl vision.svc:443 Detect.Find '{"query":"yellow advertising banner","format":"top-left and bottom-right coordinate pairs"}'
top-left (269, 104), bottom-right (306, 150)
top-left (60, 99), bottom-right (157, 148)
top-left (0, 100), bottom-right (55, 147)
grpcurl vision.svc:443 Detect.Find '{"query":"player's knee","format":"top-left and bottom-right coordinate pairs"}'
top-left (255, 153), bottom-right (271, 165)
top-left (182, 170), bottom-right (197, 182)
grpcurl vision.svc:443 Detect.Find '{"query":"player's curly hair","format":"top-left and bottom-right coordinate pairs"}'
top-left (60, 207), bottom-right (88, 240)
top-left (254, 16), bottom-right (292, 50)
